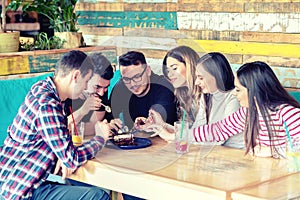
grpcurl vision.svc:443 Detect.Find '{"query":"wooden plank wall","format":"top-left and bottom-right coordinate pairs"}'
top-left (0, 46), bottom-right (117, 77)
top-left (76, 0), bottom-right (300, 88)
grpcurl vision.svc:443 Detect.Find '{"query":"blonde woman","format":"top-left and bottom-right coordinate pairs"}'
top-left (135, 45), bottom-right (200, 131)
top-left (162, 45), bottom-right (201, 123)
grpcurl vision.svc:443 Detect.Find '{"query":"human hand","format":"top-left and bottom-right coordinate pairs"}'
top-left (148, 109), bottom-right (165, 125)
top-left (54, 159), bottom-right (76, 180)
top-left (108, 118), bottom-right (123, 133)
top-left (134, 117), bottom-right (150, 130)
top-left (81, 93), bottom-right (102, 113)
top-left (95, 120), bottom-right (112, 141)
top-left (147, 124), bottom-right (175, 142)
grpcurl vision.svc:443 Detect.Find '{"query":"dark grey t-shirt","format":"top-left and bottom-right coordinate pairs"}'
top-left (109, 72), bottom-right (177, 128)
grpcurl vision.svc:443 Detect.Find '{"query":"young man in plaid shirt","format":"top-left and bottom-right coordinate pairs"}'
top-left (0, 50), bottom-right (110, 200)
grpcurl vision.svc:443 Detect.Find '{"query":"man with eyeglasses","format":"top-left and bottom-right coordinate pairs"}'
top-left (109, 51), bottom-right (177, 135)
top-left (64, 52), bottom-right (114, 136)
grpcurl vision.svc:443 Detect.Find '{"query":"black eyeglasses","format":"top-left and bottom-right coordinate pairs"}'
top-left (122, 65), bottom-right (147, 84)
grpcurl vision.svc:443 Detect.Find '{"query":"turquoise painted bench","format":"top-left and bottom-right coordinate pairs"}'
top-left (0, 71), bottom-right (121, 145)
top-left (290, 91), bottom-right (300, 103)
top-left (0, 73), bottom-right (52, 145)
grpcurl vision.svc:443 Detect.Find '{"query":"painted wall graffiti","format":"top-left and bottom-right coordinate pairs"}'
top-left (77, 11), bottom-right (178, 30)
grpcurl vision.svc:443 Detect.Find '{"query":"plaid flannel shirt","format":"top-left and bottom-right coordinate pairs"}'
top-left (0, 77), bottom-right (105, 199)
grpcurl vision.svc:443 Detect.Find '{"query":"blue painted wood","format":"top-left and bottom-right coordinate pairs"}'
top-left (77, 11), bottom-right (178, 30)
top-left (29, 54), bottom-right (61, 73)
top-left (0, 73), bottom-right (52, 145)
top-left (289, 91), bottom-right (300, 103)
top-left (28, 50), bottom-right (117, 74)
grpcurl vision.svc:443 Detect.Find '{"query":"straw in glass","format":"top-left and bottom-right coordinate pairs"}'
top-left (284, 121), bottom-right (299, 169)
top-left (119, 112), bottom-right (125, 125)
top-left (69, 106), bottom-right (78, 136)
top-left (180, 110), bottom-right (187, 139)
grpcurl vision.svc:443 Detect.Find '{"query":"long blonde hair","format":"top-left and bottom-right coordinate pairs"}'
top-left (162, 46), bottom-right (200, 121)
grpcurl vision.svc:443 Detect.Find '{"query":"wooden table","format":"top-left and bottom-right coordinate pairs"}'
top-left (69, 135), bottom-right (297, 200)
top-left (231, 173), bottom-right (300, 200)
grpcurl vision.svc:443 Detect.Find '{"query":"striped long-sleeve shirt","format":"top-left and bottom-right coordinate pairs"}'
top-left (0, 77), bottom-right (105, 199)
top-left (193, 105), bottom-right (300, 158)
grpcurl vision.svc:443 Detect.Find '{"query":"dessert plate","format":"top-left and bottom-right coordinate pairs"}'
top-left (109, 137), bottom-right (152, 150)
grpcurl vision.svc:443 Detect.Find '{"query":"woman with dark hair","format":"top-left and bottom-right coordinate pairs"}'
top-left (147, 51), bottom-right (244, 148)
top-left (192, 52), bottom-right (244, 147)
top-left (193, 61), bottom-right (300, 158)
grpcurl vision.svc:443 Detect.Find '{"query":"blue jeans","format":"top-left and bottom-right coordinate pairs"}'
top-left (31, 181), bottom-right (109, 200)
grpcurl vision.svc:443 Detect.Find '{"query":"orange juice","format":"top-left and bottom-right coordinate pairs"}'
top-left (72, 135), bottom-right (83, 146)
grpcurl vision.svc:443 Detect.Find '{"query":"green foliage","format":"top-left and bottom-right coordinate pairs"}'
top-left (7, 0), bottom-right (79, 32)
top-left (20, 32), bottom-right (65, 51)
